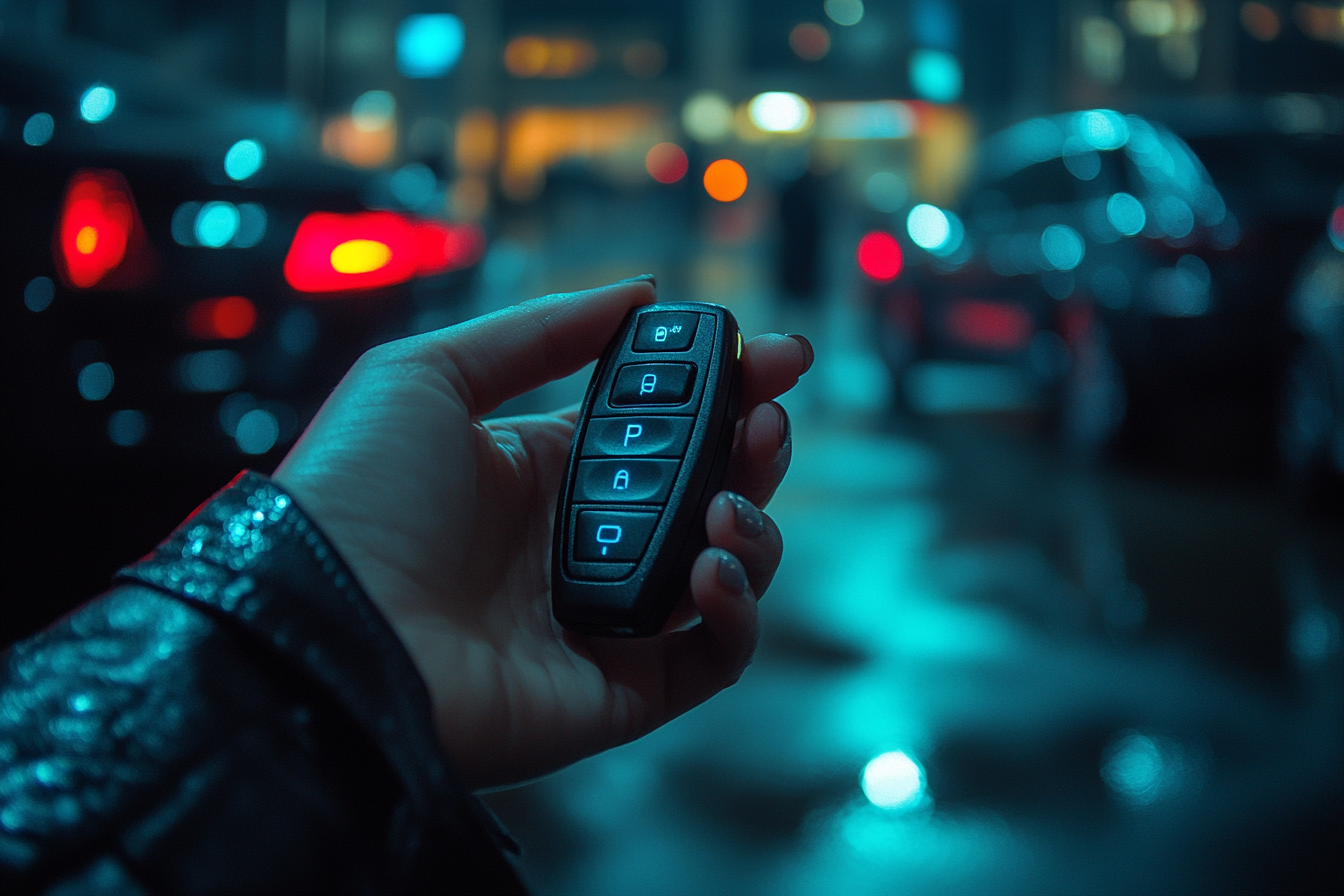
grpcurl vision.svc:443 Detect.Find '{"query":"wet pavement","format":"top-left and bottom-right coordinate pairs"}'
top-left (475, 191), bottom-right (1344, 894)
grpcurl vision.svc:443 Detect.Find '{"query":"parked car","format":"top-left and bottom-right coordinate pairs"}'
top-left (870, 109), bottom-right (1339, 474)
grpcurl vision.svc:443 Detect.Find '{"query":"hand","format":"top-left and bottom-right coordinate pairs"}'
top-left (273, 279), bottom-right (811, 788)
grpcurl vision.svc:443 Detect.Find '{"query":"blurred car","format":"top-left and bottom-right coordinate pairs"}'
top-left (1, 61), bottom-right (484, 642)
top-left (1279, 194), bottom-right (1344, 504)
top-left (870, 109), bottom-right (1323, 471)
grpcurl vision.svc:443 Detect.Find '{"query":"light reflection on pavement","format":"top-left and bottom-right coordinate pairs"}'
top-left (484, 409), bottom-right (1342, 894)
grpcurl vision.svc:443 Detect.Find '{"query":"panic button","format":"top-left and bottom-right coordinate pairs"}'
top-left (633, 312), bottom-right (698, 351)
top-left (610, 363), bottom-right (695, 406)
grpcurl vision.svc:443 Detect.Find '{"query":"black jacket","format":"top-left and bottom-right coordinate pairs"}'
top-left (0, 472), bottom-right (526, 894)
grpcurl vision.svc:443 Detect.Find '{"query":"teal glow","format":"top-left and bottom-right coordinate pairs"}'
top-left (1106, 192), bottom-right (1146, 236)
top-left (907, 204), bottom-right (950, 250)
top-left (909, 49), bottom-right (962, 104)
top-left (397, 14), bottom-right (464, 78)
top-left (77, 363), bottom-right (114, 401)
top-left (1041, 224), bottom-right (1084, 270)
top-left (861, 751), bottom-right (926, 810)
top-left (1075, 109), bottom-right (1128, 150)
top-left (79, 85), bottom-right (116, 123)
top-left (195, 202), bottom-right (240, 248)
top-left (224, 140), bottom-right (265, 181)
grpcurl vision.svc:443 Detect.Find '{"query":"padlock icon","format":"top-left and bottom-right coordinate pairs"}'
top-left (655, 326), bottom-right (669, 342)
top-left (612, 469), bottom-right (630, 491)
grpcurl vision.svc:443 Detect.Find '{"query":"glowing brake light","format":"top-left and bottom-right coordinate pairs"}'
top-left (945, 299), bottom-right (1033, 351)
top-left (55, 170), bottom-right (153, 290)
top-left (284, 212), bottom-right (485, 294)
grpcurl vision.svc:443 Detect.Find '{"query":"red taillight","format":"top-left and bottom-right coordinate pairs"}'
top-left (186, 296), bottom-right (257, 340)
top-left (858, 232), bottom-right (903, 281)
top-left (283, 212), bottom-right (485, 294)
top-left (945, 299), bottom-right (1033, 351)
top-left (55, 170), bottom-right (153, 290)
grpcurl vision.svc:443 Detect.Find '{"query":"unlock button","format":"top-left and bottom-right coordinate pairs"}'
top-left (574, 459), bottom-right (679, 503)
top-left (610, 363), bottom-right (695, 406)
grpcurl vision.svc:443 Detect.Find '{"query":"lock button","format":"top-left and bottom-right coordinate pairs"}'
top-left (573, 458), bottom-right (680, 503)
top-left (633, 312), bottom-right (698, 352)
top-left (610, 363), bottom-right (695, 406)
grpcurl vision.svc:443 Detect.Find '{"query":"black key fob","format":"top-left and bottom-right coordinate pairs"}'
top-left (552, 302), bottom-right (743, 636)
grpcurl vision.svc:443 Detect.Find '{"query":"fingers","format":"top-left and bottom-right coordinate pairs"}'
top-left (741, 333), bottom-right (813, 409)
top-left (723, 401), bottom-right (792, 509)
top-left (660, 548), bottom-right (760, 715)
top-left (418, 277), bottom-right (657, 416)
top-left (705, 491), bottom-right (783, 597)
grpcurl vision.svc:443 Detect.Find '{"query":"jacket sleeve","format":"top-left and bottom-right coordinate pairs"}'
top-left (0, 472), bottom-right (526, 895)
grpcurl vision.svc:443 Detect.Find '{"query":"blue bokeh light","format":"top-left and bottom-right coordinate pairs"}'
top-left (1106, 192), bottom-right (1147, 236)
top-left (1041, 224), bottom-right (1085, 270)
top-left (195, 202), bottom-right (241, 248)
top-left (397, 14), bottom-right (464, 78)
top-left (23, 113), bottom-right (54, 146)
top-left (909, 49), bottom-right (962, 104)
top-left (79, 85), bottom-right (116, 123)
top-left (224, 139), bottom-right (265, 181)
top-left (861, 750), bottom-right (927, 810)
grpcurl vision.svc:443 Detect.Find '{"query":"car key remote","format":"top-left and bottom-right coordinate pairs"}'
top-left (551, 302), bottom-right (743, 636)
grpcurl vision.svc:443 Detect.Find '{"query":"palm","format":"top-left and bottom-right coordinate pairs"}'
top-left (275, 282), bottom-right (805, 789)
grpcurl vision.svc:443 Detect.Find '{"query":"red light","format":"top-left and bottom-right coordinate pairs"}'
top-left (945, 299), bottom-right (1033, 351)
top-left (1330, 206), bottom-right (1343, 241)
top-left (54, 170), bottom-right (153, 290)
top-left (645, 142), bottom-right (689, 184)
top-left (186, 296), bottom-right (257, 340)
top-left (857, 232), bottom-right (903, 281)
top-left (284, 212), bottom-right (485, 294)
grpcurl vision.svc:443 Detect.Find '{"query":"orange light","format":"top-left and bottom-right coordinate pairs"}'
top-left (857, 232), bottom-right (903, 281)
top-left (501, 105), bottom-right (661, 201)
top-left (790, 22), bottom-right (832, 61)
top-left (645, 142), bottom-right (689, 183)
top-left (703, 159), bottom-right (748, 202)
top-left (503, 36), bottom-right (596, 78)
top-left (321, 115), bottom-right (396, 168)
top-left (284, 212), bottom-right (485, 294)
top-left (55, 169), bottom-right (154, 290)
top-left (186, 296), bottom-right (257, 340)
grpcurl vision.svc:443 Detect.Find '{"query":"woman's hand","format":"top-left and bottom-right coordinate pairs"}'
top-left (273, 278), bottom-right (811, 788)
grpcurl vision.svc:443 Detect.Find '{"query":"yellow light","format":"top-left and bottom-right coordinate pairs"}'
top-left (330, 239), bottom-right (392, 274)
top-left (75, 225), bottom-right (99, 255)
top-left (736, 331), bottom-right (743, 359)
top-left (504, 36), bottom-right (550, 77)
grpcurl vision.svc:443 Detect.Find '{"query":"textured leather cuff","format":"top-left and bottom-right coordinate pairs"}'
top-left (115, 471), bottom-right (522, 873)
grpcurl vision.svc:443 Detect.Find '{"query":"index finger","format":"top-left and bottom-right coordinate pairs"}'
top-left (420, 276), bottom-right (657, 416)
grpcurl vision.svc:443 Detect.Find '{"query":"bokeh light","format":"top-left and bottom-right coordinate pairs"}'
top-left (703, 159), bottom-right (748, 202)
top-left (352, 91), bottom-right (397, 131)
top-left (236, 408), bottom-right (280, 455)
top-left (864, 171), bottom-right (908, 213)
top-left (825, 0), bottom-right (865, 27)
top-left (224, 140), bottom-right (265, 181)
top-left (857, 232), bottom-right (903, 281)
top-left (186, 296), bottom-right (258, 340)
top-left (195, 202), bottom-right (241, 248)
top-left (24, 277), bottom-right (56, 313)
top-left (107, 410), bottom-right (147, 447)
top-left (79, 85), bottom-right (116, 123)
top-left (860, 751), bottom-right (925, 810)
top-left (78, 362), bottom-right (114, 401)
top-left (1041, 224), bottom-right (1085, 270)
top-left (682, 91), bottom-right (734, 143)
top-left (907, 203), bottom-right (951, 250)
top-left (396, 14), bottom-right (464, 78)
top-left (748, 92), bottom-right (813, 133)
top-left (789, 22), bottom-right (831, 61)
top-left (645, 143), bottom-right (689, 184)
top-left (909, 49), bottom-right (963, 103)
top-left (1106, 192), bottom-right (1147, 236)
top-left (23, 113), bottom-right (54, 146)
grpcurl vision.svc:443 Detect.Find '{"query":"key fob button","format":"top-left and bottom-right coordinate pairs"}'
top-left (633, 312), bottom-right (698, 352)
top-left (581, 416), bottom-right (693, 457)
top-left (574, 510), bottom-right (660, 562)
top-left (574, 459), bottom-right (679, 503)
top-left (610, 363), bottom-right (695, 406)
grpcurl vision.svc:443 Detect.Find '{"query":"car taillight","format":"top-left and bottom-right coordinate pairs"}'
top-left (54, 169), bottom-right (154, 290)
top-left (945, 299), bottom-right (1033, 351)
top-left (283, 211), bottom-right (485, 294)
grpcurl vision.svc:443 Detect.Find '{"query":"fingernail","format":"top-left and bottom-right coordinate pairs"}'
top-left (716, 550), bottom-right (748, 594)
top-left (618, 273), bottom-right (657, 287)
top-left (772, 401), bottom-right (790, 447)
top-left (726, 492), bottom-right (764, 538)
top-left (786, 334), bottom-right (815, 374)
